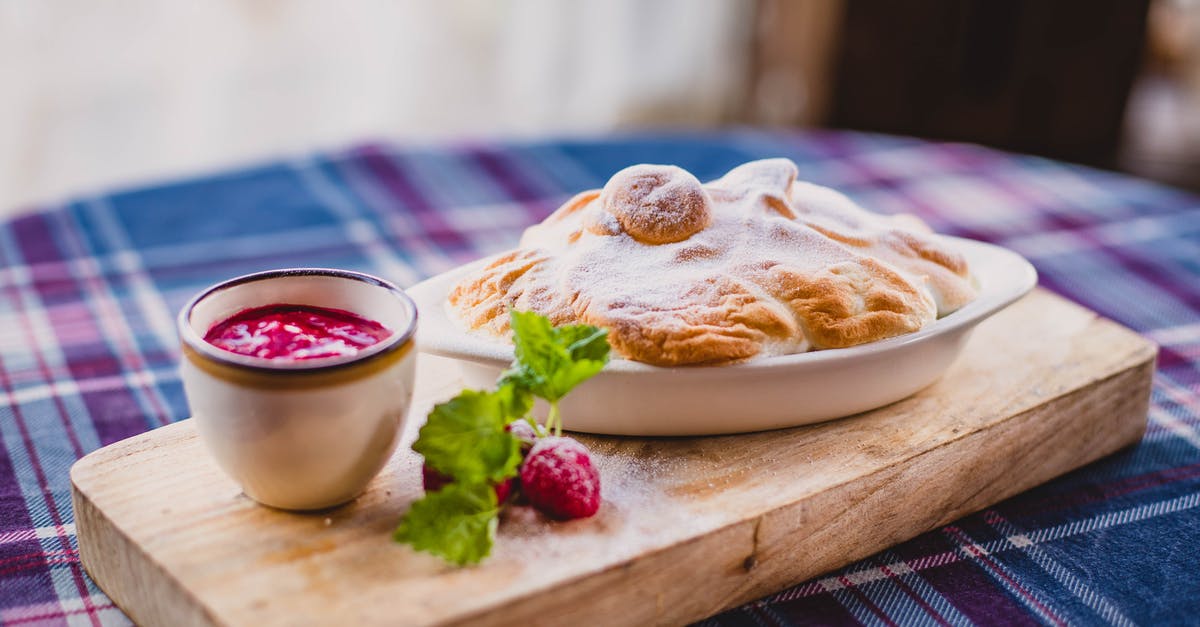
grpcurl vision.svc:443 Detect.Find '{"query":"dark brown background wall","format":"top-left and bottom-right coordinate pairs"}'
top-left (829, 0), bottom-right (1150, 169)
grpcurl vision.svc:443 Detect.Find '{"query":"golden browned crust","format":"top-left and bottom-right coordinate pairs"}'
top-left (447, 159), bottom-right (976, 366)
top-left (767, 259), bottom-right (930, 349)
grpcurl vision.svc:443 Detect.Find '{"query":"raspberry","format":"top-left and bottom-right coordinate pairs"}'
top-left (421, 463), bottom-right (513, 504)
top-left (493, 477), bottom-right (513, 503)
top-left (421, 464), bottom-right (453, 493)
top-left (506, 420), bottom-right (539, 453)
top-left (519, 437), bottom-right (601, 520)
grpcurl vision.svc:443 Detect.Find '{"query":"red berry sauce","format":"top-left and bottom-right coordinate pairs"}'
top-left (204, 304), bottom-right (392, 361)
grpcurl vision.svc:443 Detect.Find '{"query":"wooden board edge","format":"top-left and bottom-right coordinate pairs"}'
top-left (71, 453), bottom-right (221, 626)
top-left (447, 352), bottom-right (1156, 626)
top-left (70, 420), bottom-right (193, 480)
top-left (734, 353), bottom-right (1158, 607)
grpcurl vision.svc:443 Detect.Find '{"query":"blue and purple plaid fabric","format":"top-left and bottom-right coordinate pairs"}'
top-left (1, 131), bottom-right (1197, 626)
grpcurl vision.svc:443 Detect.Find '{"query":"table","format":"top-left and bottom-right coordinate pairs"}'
top-left (1, 131), bottom-right (1197, 626)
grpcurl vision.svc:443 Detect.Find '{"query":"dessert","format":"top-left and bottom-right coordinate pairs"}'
top-left (449, 158), bottom-right (976, 366)
top-left (204, 304), bottom-right (392, 360)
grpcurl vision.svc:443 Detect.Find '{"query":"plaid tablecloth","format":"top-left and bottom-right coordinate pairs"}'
top-left (1, 131), bottom-right (1197, 626)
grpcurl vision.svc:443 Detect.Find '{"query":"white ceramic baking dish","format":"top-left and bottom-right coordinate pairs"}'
top-left (406, 236), bottom-right (1036, 436)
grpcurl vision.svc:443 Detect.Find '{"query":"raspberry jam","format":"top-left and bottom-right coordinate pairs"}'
top-left (203, 304), bottom-right (392, 361)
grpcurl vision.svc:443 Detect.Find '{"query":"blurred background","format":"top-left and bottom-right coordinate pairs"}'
top-left (2, 0), bottom-right (1198, 218)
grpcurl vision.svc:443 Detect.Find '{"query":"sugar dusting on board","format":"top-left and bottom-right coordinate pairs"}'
top-left (490, 438), bottom-right (731, 565)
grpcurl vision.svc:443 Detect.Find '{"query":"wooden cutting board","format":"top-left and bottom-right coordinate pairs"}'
top-left (70, 288), bottom-right (1156, 627)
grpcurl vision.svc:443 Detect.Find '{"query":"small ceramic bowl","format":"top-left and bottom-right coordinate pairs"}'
top-left (178, 268), bottom-right (418, 510)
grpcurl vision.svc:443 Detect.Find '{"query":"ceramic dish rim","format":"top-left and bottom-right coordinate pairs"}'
top-left (408, 236), bottom-right (1037, 374)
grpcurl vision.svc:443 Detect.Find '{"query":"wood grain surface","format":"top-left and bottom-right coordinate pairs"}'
top-left (70, 288), bottom-right (1157, 626)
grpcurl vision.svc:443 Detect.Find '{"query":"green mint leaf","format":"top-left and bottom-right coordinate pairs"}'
top-left (394, 482), bottom-right (498, 566)
top-left (414, 389), bottom-right (523, 484)
top-left (506, 310), bottom-right (558, 393)
top-left (558, 324), bottom-right (611, 362)
top-left (506, 310), bottom-right (610, 402)
top-left (549, 360), bottom-right (606, 401)
top-left (496, 381), bottom-right (533, 420)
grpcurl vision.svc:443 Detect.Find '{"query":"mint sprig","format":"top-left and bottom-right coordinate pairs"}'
top-left (395, 309), bottom-right (611, 565)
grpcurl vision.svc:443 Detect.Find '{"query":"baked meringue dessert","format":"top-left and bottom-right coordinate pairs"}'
top-left (448, 158), bottom-right (977, 366)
